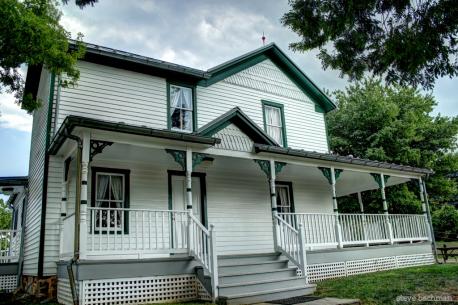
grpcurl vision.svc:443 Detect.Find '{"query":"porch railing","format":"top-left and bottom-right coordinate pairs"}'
top-left (78, 207), bottom-right (218, 301)
top-left (0, 229), bottom-right (21, 263)
top-left (189, 214), bottom-right (218, 300)
top-left (274, 215), bottom-right (307, 279)
top-left (278, 212), bottom-right (429, 249)
top-left (86, 207), bottom-right (189, 256)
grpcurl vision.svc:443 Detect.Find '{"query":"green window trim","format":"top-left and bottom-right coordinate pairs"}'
top-left (262, 100), bottom-right (288, 147)
top-left (166, 82), bottom-right (198, 132)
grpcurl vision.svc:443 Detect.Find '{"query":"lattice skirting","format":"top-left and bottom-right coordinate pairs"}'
top-left (307, 253), bottom-right (434, 282)
top-left (58, 274), bottom-right (209, 305)
top-left (0, 275), bottom-right (17, 292)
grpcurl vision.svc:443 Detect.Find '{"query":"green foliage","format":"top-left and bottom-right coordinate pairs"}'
top-left (0, 199), bottom-right (12, 230)
top-left (0, 0), bottom-right (89, 113)
top-left (328, 78), bottom-right (458, 213)
top-left (432, 205), bottom-right (458, 240)
top-left (282, 0), bottom-right (458, 89)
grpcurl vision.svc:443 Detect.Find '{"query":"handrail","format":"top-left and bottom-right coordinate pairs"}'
top-left (274, 215), bottom-right (307, 280)
top-left (278, 212), bottom-right (429, 248)
top-left (0, 230), bottom-right (21, 263)
top-left (189, 214), bottom-right (218, 301)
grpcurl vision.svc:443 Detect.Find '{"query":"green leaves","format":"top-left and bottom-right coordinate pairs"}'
top-left (0, 0), bottom-right (87, 113)
top-left (327, 78), bottom-right (458, 213)
top-left (282, 0), bottom-right (458, 89)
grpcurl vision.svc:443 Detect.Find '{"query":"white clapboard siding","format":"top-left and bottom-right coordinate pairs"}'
top-left (42, 156), bottom-right (63, 275)
top-left (197, 59), bottom-right (329, 153)
top-left (56, 61), bottom-right (167, 130)
top-left (23, 69), bottom-right (51, 276)
top-left (214, 124), bottom-right (254, 152)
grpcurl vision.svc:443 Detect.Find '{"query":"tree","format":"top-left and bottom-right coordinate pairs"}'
top-left (0, 0), bottom-right (97, 113)
top-left (327, 78), bottom-right (458, 214)
top-left (282, 0), bottom-right (458, 89)
top-left (0, 199), bottom-right (12, 230)
top-left (432, 205), bottom-right (458, 240)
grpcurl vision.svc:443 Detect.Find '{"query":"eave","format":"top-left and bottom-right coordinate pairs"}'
top-left (254, 144), bottom-right (434, 175)
top-left (48, 116), bottom-right (221, 155)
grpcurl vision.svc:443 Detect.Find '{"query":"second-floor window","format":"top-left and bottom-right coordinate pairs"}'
top-left (169, 85), bottom-right (194, 132)
top-left (263, 101), bottom-right (286, 147)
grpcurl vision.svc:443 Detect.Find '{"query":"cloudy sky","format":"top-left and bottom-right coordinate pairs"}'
top-left (0, 0), bottom-right (457, 180)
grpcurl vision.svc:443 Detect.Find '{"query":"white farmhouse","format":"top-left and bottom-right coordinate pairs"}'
top-left (0, 42), bottom-right (435, 305)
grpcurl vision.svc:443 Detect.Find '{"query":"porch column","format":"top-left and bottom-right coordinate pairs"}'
top-left (79, 132), bottom-right (90, 259)
top-left (269, 159), bottom-right (278, 250)
top-left (371, 173), bottom-right (394, 244)
top-left (186, 148), bottom-right (193, 252)
top-left (59, 157), bottom-right (71, 256)
top-left (357, 192), bottom-right (370, 247)
top-left (419, 178), bottom-right (438, 261)
top-left (418, 178), bottom-right (431, 240)
top-left (254, 159), bottom-right (286, 251)
top-left (330, 167), bottom-right (343, 248)
top-left (357, 192), bottom-right (364, 213)
top-left (319, 167), bottom-right (343, 249)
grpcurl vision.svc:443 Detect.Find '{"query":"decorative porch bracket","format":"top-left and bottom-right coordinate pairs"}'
top-left (90, 140), bottom-right (113, 161)
top-left (166, 149), bottom-right (213, 171)
top-left (370, 173), bottom-right (390, 188)
top-left (318, 167), bottom-right (343, 184)
top-left (166, 149), bottom-right (186, 170)
top-left (254, 159), bottom-right (287, 177)
top-left (192, 153), bottom-right (213, 170)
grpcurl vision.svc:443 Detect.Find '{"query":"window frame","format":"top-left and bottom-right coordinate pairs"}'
top-left (275, 181), bottom-right (295, 214)
top-left (167, 82), bottom-right (197, 133)
top-left (262, 100), bottom-right (287, 147)
top-left (90, 167), bottom-right (130, 234)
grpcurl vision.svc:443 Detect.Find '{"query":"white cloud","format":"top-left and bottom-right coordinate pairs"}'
top-left (0, 92), bottom-right (32, 133)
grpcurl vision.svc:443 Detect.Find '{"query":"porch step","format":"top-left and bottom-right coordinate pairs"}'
top-left (218, 259), bottom-right (290, 275)
top-left (199, 252), bottom-right (314, 305)
top-left (219, 267), bottom-right (298, 285)
top-left (220, 285), bottom-right (316, 305)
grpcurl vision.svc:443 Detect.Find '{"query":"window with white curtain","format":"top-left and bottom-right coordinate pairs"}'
top-left (276, 183), bottom-right (294, 213)
top-left (263, 103), bottom-right (285, 146)
top-left (94, 172), bottom-right (125, 231)
top-left (169, 85), bottom-right (193, 132)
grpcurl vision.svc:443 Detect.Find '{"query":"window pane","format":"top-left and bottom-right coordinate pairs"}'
top-left (266, 106), bottom-right (282, 127)
top-left (96, 174), bottom-right (110, 200)
top-left (267, 125), bottom-right (283, 144)
top-left (170, 85), bottom-right (193, 131)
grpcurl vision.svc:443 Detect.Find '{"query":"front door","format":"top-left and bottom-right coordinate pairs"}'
top-left (170, 174), bottom-right (205, 249)
top-left (171, 175), bottom-right (202, 221)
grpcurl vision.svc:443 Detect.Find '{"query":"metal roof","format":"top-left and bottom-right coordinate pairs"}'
top-left (254, 144), bottom-right (433, 175)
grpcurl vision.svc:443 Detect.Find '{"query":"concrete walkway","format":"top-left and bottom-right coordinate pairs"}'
top-left (256, 297), bottom-right (360, 305)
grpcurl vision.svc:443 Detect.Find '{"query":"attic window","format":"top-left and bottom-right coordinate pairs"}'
top-left (262, 101), bottom-right (287, 147)
top-left (169, 84), bottom-right (194, 132)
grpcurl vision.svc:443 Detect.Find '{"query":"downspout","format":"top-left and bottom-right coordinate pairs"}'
top-left (64, 131), bottom-right (83, 305)
top-left (17, 188), bottom-right (28, 289)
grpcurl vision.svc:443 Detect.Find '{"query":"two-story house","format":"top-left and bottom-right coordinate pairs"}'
top-left (1, 42), bottom-right (435, 305)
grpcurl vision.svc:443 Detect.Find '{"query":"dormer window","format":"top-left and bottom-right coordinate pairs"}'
top-left (168, 84), bottom-right (194, 132)
top-left (262, 100), bottom-right (287, 147)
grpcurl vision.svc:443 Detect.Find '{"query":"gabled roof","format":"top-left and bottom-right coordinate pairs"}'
top-left (196, 107), bottom-right (279, 146)
top-left (62, 41), bottom-right (336, 113)
top-left (0, 176), bottom-right (28, 187)
top-left (199, 43), bottom-right (336, 113)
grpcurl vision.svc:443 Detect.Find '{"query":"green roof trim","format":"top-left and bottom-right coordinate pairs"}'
top-left (196, 107), bottom-right (279, 146)
top-left (199, 43), bottom-right (336, 113)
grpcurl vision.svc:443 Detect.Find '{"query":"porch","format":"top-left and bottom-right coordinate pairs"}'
top-left (60, 208), bottom-right (429, 260)
top-left (50, 118), bottom-right (435, 303)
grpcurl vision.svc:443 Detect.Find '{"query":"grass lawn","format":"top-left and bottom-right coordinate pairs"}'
top-left (315, 264), bottom-right (458, 305)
